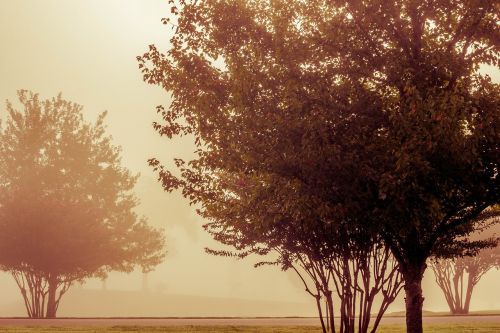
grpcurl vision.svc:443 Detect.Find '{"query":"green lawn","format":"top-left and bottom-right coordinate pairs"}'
top-left (0, 325), bottom-right (499, 333)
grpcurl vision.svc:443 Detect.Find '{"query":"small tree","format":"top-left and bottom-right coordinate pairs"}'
top-left (204, 193), bottom-right (403, 333)
top-left (0, 91), bottom-right (166, 318)
top-left (430, 209), bottom-right (500, 314)
top-left (274, 235), bottom-right (403, 333)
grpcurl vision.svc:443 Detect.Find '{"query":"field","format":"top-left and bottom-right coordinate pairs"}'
top-left (0, 317), bottom-right (499, 332)
top-left (0, 325), bottom-right (499, 333)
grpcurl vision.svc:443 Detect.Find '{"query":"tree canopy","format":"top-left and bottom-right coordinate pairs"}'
top-left (0, 91), bottom-right (166, 318)
top-left (139, 1), bottom-right (499, 332)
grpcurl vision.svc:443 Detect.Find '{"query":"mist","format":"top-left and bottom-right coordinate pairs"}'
top-left (0, 0), bottom-right (499, 318)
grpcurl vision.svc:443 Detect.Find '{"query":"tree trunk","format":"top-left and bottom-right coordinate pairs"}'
top-left (462, 270), bottom-right (476, 314)
top-left (315, 294), bottom-right (328, 333)
top-left (46, 277), bottom-right (57, 318)
top-left (325, 291), bottom-right (335, 333)
top-left (403, 265), bottom-right (425, 333)
top-left (452, 270), bottom-right (461, 313)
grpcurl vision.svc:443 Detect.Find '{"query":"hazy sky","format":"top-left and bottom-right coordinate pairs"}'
top-left (0, 0), bottom-right (498, 316)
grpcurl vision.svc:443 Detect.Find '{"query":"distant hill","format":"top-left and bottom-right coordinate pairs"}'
top-left (0, 288), bottom-right (316, 317)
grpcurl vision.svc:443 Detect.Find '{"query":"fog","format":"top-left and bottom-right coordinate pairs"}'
top-left (0, 0), bottom-right (498, 317)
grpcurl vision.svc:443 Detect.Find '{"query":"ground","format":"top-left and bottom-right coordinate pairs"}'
top-left (0, 325), bottom-right (499, 332)
top-left (0, 317), bottom-right (499, 332)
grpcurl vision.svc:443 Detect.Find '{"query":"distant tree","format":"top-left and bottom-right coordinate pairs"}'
top-left (0, 91), bottom-right (166, 318)
top-left (139, 1), bottom-right (499, 333)
top-left (430, 209), bottom-right (500, 314)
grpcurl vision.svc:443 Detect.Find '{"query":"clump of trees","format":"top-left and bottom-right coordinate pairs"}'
top-left (0, 91), bottom-right (166, 318)
top-left (203, 168), bottom-right (403, 333)
top-left (431, 209), bottom-right (500, 314)
top-left (272, 233), bottom-right (403, 333)
top-left (139, 1), bottom-right (499, 333)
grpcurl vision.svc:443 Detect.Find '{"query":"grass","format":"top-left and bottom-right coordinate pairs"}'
top-left (0, 325), bottom-right (498, 333)
top-left (376, 324), bottom-right (500, 332)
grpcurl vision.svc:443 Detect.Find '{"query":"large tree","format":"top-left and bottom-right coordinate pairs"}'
top-left (0, 91), bottom-right (166, 318)
top-left (139, 1), bottom-right (499, 332)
